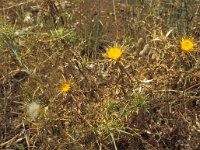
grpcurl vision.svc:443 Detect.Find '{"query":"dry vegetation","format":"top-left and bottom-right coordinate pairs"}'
top-left (0, 0), bottom-right (200, 150)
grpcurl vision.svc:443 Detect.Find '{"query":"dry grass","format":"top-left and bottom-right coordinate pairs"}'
top-left (0, 0), bottom-right (200, 150)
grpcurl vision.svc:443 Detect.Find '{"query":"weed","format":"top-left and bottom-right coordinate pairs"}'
top-left (0, 1), bottom-right (199, 150)
top-left (50, 28), bottom-right (78, 50)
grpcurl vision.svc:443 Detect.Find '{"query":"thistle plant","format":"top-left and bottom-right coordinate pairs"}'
top-left (180, 37), bottom-right (195, 52)
top-left (26, 101), bottom-right (41, 121)
top-left (105, 43), bottom-right (123, 61)
top-left (60, 82), bottom-right (71, 94)
top-left (50, 28), bottom-right (78, 50)
top-left (0, 24), bottom-right (30, 73)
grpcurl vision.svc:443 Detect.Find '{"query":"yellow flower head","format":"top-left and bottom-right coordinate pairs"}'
top-left (180, 38), bottom-right (195, 52)
top-left (61, 82), bottom-right (70, 93)
top-left (105, 44), bottom-right (123, 60)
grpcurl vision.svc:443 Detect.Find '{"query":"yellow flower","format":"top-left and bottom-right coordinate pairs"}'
top-left (105, 44), bottom-right (122, 60)
top-left (180, 38), bottom-right (195, 52)
top-left (61, 82), bottom-right (70, 93)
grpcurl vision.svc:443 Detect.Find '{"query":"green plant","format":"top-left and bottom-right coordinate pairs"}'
top-left (50, 27), bottom-right (78, 50)
top-left (94, 93), bottom-right (148, 149)
top-left (0, 23), bottom-right (30, 72)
